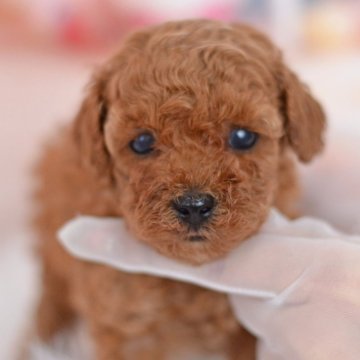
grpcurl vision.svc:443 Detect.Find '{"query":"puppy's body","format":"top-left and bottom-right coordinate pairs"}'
top-left (33, 20), bottom-right (325, 359)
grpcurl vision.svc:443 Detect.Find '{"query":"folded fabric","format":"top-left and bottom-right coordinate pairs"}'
top-left (58, 210), bottom-right (360, 360)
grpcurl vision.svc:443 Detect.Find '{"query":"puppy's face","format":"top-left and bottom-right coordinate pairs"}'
top-left (76, 20), bottom-right (325, 264)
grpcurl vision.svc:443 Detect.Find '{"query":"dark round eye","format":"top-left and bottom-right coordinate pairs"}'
top-left (129, 132), bottom-right (155, 155)
top-left (228, 128), bottom-right (258, 151)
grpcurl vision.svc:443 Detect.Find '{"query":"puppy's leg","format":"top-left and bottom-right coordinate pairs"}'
top-left (35, 267), bottom-right (75, 340)
top-left (227, 327), bottom-right (256, 360)
top-left (72, 264), bottom-right (169, 360)
top-left (89, 323), bottom-right (125, 360)
top-left (89, 321), bottom-right (165, 360)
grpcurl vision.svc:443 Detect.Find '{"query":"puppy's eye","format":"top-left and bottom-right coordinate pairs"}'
top-left (228, 128), bottom-right (258, 151)
top-left (129, 132), bottom-right (155, 155)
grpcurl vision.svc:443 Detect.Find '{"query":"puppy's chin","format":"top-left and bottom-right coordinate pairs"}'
top-left (123, 205), bottom-right (270, 264)
top-left (132, 229), bottom-right (256, 265)
top-left (150, 238), bottom-right (223, 265)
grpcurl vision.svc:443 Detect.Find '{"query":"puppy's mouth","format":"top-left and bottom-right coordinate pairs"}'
top-left (187, 234), bottom-right (207, 242)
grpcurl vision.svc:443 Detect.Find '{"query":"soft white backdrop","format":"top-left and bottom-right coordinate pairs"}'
top-left (0, 49), bottom-right (90, 359)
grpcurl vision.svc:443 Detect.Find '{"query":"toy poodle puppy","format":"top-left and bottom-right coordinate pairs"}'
top-left (33, 19), bottom-right (326, 359)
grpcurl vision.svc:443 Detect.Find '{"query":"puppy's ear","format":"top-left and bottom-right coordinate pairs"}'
top-left (73, 74), bottom-right (112, 181)
top-left (278, 65), bottom-right (326, 162)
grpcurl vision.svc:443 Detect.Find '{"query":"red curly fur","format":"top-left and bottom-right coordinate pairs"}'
top-left (32, 19), bottom-right (326, 359)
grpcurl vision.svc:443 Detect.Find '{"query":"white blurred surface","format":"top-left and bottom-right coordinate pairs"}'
top-left (0, 50), bottom-right (90, 357)
top-left (0, 233), bottom-right (39, 359)
top-left (0, 49), bottom-right (90, 237)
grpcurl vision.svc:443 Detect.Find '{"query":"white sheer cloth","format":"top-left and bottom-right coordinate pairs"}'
top-left (58, 210), bottom-right (360, 360)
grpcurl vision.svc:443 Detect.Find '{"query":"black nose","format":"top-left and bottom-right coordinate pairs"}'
top-left (172, 192), bottom-right (215, 230)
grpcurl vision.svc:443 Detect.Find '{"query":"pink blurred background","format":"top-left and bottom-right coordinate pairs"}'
top-left (1, 0), bottom-right (360, 358)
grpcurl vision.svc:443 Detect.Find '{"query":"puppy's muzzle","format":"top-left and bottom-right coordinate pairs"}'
top-left (172, 192), bottom-right (215, 231)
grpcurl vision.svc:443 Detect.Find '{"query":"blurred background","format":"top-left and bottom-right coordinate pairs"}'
top-left (1, 0), bottom-right (360, 358)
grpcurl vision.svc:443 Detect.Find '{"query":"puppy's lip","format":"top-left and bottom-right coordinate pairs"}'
top-left (187, 235), bottom-right (206, 242)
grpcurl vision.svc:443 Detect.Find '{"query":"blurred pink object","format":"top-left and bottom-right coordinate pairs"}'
top-left (29, 0), bottom-right (157, 50)
top-left (1, 0), bottom-right (238, 51)
top-left (203, 4), bottom-right (235, 20)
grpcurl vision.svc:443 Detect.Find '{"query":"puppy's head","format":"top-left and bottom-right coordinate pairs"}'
top-left (74, 20), bottom-right (326, 264)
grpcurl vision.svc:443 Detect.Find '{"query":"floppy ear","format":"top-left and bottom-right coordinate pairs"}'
top-left (279, 66), bottom-right (326, 162)
top-left (73, 74), bottom-right (112, 181)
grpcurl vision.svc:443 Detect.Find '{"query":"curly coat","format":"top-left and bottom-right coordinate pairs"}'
top-left (33, 19), bottom-right (326, 359)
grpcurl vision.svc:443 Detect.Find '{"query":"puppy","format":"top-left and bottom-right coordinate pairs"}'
top-left (33, 19), bottom-right (326, 359)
